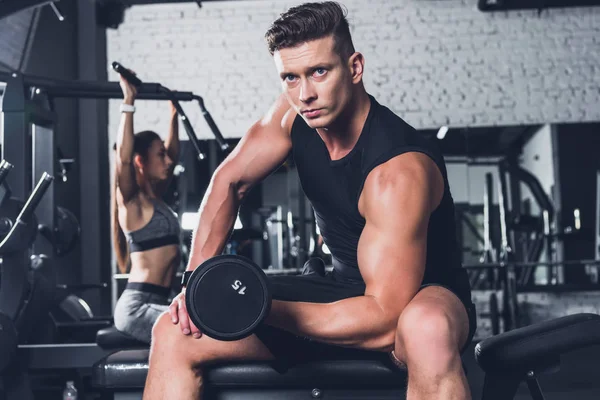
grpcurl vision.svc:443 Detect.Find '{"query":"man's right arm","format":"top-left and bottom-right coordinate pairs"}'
top-left (186, 94), bottom-right (295, 272)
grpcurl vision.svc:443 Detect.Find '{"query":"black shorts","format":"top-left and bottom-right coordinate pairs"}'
top-left (254, 268), bottom-right (477, 371)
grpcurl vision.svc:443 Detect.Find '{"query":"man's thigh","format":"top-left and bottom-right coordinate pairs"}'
top-left (151, 312), bottom-right (275, 366)
top-left (253, 273), bottom-right (384, 371)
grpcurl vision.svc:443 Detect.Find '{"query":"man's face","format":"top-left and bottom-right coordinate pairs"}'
top-left (274, 35), bottom-right (353, 129)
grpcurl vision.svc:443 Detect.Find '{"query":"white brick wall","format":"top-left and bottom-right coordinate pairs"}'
top-left (107, 0), bottom-right (600, 142)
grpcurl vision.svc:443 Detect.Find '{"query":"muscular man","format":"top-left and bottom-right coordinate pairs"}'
top-left (144, 2), bottom-right (476, 399)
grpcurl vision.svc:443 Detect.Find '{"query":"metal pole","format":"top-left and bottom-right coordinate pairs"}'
top-left (498, 163), bottom-right (518, 331)
top-left (1, 74), bottom-right (30, 201)
top-left (31, 123), bottom-right (56, 257)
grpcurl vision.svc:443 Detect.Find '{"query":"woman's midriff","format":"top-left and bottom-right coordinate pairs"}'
top-left (127, 244), bottom-right (181, 288)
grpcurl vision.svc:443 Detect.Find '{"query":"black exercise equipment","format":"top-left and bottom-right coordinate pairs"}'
top-left (301, 257), bottom-right (326, 277)
top-left (0, 69), bottom-right (224, 314)
top-left (0, 196), bottom-right (37, 246)
top-left (0, 169), bottom-right (118, 399)
top-left (0, 160), bottom-right (14, 186)
top-left (95, 326), bottom-right (147, 350)
top-left (0, 173), bottom-right (53, 400)
top-left (0, 0), bottom-right (56, 20)
top-left (0, 172), bottom-right (54, 319)
top-left (112, 61), bottom-right (230, 156)
top-left (0, 174), bottom-right (52, 255)
top-left (1, 201), bottom-right (80, 258)
top-left (0, 171), bottom-right (99, 343)
top-left (0, 312), bottom-right (18, 373)
top-left (475, 313), bottom-right (600, 400)
top-left (0, 160), bottom-right (18, 374)
top-left (185, 255), bottom-right (271, 341)
top-left (596, 170), bottom-right (600, 261)
top-left (92, 349), bottom-right (407, 400)
top-left (38, 206), bottom-right (81, 257)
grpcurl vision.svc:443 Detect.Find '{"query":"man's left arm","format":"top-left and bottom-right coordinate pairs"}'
top-left (266, 153), bottom-right (444, 351)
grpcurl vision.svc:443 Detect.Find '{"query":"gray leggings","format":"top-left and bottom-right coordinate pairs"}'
top-left (113, 282), bottom-right (171, 344)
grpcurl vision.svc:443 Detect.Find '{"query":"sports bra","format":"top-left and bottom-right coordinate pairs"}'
top-left (123, 198), bottom-right (180, 253)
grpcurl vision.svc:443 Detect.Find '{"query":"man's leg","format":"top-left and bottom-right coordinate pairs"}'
top-left (143, 312), bottom-right (275, 400)
top-left (393, 286), bottom-right (472, 400)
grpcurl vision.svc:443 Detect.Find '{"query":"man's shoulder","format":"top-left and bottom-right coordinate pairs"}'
top-left (260, 93), bottom-right (298, 136)
top-left (362, 152), bottom-right (444, 215)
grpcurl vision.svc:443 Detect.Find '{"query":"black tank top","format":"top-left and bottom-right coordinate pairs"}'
top-left (291, 95), bottom-right (465, 288)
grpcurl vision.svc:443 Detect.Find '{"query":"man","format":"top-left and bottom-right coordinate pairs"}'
top-left (144, 2), bottom-right (476, 399)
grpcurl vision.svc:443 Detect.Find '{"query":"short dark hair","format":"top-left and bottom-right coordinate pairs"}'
top-left (265, 1), bottom-right (355, 59)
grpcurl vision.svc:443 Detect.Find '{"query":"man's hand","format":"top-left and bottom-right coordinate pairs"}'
top-left (168, 290), bottom-right (203, 338)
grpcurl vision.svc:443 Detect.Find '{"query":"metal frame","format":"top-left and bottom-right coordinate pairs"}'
top-left (77, 1), bottom-right (111, 315)
top-left (1, 75), bottom-right (57, 260)
top-left (596, 170), bottom-right (600, 260)
top-left (1, 74), bottom-right (30, 201)
top-left (549, 125), bottom-right (564, 279)
top-left (0, 69), bottom-right (228, 313)
top-left (478, 0), bottom-right (600, 12)
top-left (0, 0), bottom-right (54, 20)
top-left (31, 111), bottom-right (56, 257)
top-left (17, 343), bottom-right (114, 370)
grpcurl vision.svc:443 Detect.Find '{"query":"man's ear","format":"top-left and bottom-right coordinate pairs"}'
top-left (348, 52), bottom-right (365, 84)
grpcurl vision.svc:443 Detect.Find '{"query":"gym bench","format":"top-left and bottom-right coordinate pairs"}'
top-left (93, 326), bottom-right (407, 399)
top-left (476, 313), bottom-right (600, 400)
top-left (93, 313), bottom-right (600, 400)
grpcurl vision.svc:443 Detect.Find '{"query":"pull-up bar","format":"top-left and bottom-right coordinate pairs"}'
top-left (0, 69), bottom-right (230, 160)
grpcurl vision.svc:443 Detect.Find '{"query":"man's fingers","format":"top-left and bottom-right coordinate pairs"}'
top-left (177, 297), bottom-right (191, 335)
top-left (168, 302), bottom-right (179, 324)
top-left (190, 318), bottom-right (202, 339)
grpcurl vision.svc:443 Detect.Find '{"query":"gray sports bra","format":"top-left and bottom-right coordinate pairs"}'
top-left (124, 199), bottom-right (180, 253)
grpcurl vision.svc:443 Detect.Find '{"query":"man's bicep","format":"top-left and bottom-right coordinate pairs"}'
top-left (357, 206), bottom-right (428, 316)
top-left (358, 155), bottom-right (438, 314)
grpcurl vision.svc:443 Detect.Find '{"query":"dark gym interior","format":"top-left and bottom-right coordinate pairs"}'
top-left (1, 0), bottom-right (600, 399)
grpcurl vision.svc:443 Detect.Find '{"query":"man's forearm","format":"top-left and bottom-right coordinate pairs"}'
top-left (186, 175), bottom-right (240, 271)
top-left (266, 296), bottom-right (398, 352)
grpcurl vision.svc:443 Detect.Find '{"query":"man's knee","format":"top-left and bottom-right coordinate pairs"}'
top-left (151, 312), bottom-right (182, 349)
top-left (396, 303), bottom-right (457, 363)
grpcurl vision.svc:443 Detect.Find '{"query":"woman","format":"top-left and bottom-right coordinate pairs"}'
top-left (112, 73), bottom-right (181, 344)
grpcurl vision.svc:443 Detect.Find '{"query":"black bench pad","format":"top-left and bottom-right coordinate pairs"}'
top-left (96, 326), bottom-right (147, 350)
top-left (475, 313), bottom-right (600, 374)
top-left (92, 349), bottom-right (407, 390)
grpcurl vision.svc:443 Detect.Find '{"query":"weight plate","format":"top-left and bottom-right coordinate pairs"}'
top-left (54, 206), bottom-right (80, 257)
top-left (0, 197), bottom-right (37, 252)
top-left (186, 255), bottom-right (271, 341)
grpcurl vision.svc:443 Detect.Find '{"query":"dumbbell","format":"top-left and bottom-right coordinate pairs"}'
top-left (185, 255), bottom-right (271, 341)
